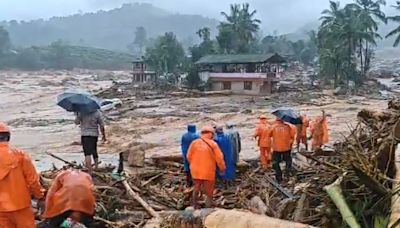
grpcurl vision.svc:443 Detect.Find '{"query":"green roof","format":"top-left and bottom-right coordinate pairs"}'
top-left (195, 53), bottom-right (286, 65)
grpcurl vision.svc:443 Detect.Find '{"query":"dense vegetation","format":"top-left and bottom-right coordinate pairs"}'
top-left (317, 0), bottom-right (398, 88)
top-left (0, 29), bottom-right (133, 70)
top-left (0, 3), bottom-right (218, 52)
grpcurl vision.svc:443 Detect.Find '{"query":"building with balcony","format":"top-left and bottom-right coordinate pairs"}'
top-left (196, 53), bottom-right (286, 95)
top-left (131, 58), bottom-right (157, 83)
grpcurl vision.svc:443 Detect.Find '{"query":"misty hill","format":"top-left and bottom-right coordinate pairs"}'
top-left (1, 3), bottom-right (218, 51)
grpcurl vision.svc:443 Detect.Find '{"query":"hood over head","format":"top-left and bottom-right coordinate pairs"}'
top-left (187, 124), bottom-right (196, 133)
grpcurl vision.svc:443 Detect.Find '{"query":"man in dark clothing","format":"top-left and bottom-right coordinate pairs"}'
top-left (181, 124), bottom-right (199, 187)
top-left (75, 110), bottom-right (106, 174)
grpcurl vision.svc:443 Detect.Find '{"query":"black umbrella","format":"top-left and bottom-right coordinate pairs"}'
top-left (57, 89), bottom-right (100, 114)
top-left (272, 108), bottom-right (302, 125)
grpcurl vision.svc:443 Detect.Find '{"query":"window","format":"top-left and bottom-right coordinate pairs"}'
top-left (223, 82), bottom-right (231, 90)
top-left (244, 81), bottom-right (252, 90)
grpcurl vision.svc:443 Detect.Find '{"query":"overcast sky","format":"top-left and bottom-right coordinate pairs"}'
top-left (1, 0), bottom-right (397, 33)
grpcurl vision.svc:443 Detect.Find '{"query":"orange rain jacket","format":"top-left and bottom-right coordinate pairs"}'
top-left (268, 121), bottom-right (297, 152)
top-left (187, 136), bottom-right (226, 181)
top-left (0, 143), bottom-right (43, 212)
top-left (300, 116), bottom-right (310, 138)
top-left (42, 170), bottom-right (95, 219)
top-left (254, 121), bottom-right (272, 148)
top-left (311, 117), bottom-right (329, 146)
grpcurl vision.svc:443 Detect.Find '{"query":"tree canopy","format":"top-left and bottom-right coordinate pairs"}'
top-left (317, 0), bottom-right (386, 88)
top-left (144, 32), bottom-right (186, 74)
top-left (386, 1), bottom-right (400, 47)
top-left (217, 3), bottom-right (261, 53)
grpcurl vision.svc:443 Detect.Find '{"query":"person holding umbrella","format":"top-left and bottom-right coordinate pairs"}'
top-left (269, 109), bottom-right (298, 183)
top-left (57, 89), bottom-right (107, 173)
top-left (75, 110), bottom-right (106, 173)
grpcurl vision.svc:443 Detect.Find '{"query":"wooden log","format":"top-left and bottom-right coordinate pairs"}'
top-left (204, 209), bottom-right (315, 228)
top-left (141, 173), bottom-right (163, 187)
top-left (151, 154), bottom-right (183, 163)
top-left (45, 152), bottom-right (78, 168)
top-left (265, 175), bottom-right (296, 199)
top-left (144, 208), bottom-right (317, 228)
top-left (324, 174), bottom-right (361, 228)
top-left (122, 180), bottom-right (159, 218)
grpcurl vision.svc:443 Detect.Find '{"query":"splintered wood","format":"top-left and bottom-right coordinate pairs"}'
top-left (38, 99), bottom-right (400, 228)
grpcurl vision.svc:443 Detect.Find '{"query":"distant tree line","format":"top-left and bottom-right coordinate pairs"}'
top-left (143, 3), bottom-right (319, 89)
top-left (144, 1), bottom-right (400, 90)
top-left (0, 27), bottom-right (133, 70)
top-left (318, 0), bottom-right (400, 89)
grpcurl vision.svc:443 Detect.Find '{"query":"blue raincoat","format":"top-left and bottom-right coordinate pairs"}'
top-left (181, 125), bottom-right (199, 173)
top-left (215, 131), bottom-right (235, 181)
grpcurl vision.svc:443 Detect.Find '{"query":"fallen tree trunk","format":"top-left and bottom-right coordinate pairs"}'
top-left (324, 175), bottom-right (361, 228)
top-left (146, 208), bottom-right (316, 228)
top-left (204, 209), bottom-right (315, 228)
top-left (122, 180), bottom-right (159, 218)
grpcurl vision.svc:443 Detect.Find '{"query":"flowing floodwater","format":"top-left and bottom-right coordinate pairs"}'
top-left (1, 70), bottom-right (388, 171)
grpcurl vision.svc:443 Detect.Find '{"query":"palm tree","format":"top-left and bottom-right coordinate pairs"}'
top-left (219, 3), bottom-right (261, 53)
top-left (354, 0), bottom-right (386, 78)
top-left (386, 1), bottom-right (400, 47)
top-left (320, 1), bottom-right (342, 28)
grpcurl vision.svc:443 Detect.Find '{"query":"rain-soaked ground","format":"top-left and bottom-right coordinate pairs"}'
top-left (0, 70), bottom-right (388, 171)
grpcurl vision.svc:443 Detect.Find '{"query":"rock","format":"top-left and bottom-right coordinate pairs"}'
top-left (128, 150), bottom-right (145, 167)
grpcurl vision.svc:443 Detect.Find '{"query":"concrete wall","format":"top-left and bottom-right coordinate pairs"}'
top-left (211, 81), bottom-right (262, 95)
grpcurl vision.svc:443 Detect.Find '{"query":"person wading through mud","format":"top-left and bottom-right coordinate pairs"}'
top-left (0, 122), bottom-right (45, 228)
top-left (187, 126), bottom-right (226, 208)
top-left (75, 110), bottom-right (106, 174)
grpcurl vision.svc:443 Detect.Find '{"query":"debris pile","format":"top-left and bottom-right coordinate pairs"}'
top-left (38, 98), bottom-right (400, 227)
top-left (289, 98), bottom-right (400, 227)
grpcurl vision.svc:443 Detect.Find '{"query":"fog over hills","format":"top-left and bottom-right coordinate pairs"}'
top-left (0, 0), bottom-right (399, 51)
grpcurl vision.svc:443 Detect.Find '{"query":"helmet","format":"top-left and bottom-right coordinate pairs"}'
top-left (0, 122), bottom-right (10, 133)
top-left (201, 126), bottom-right (215, 134)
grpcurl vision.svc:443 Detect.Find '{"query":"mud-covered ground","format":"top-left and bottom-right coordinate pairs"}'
top-left (0, 70), bottom-right (388, 171)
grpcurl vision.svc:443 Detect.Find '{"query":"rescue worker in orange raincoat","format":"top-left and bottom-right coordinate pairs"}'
top-left (187, 126), bottom-right (226, 208)
top-left (310, 110), bottom-right (329, 150)
top-left (268, 118), bottom-right (297, 183)
top-left (0, 122), bottom-right (44, 228)
top-left (296, 114), bottom-right (310, 151)
top-left (42, 169), bottom-right (96, 227)
top-left (254, 115), bottom-right (272, 169)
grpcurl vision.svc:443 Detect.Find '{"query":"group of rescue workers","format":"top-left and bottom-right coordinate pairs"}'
top-left (181, 111), bottom-right (329, 208)
top-left (0, 109), bottom-right (104, 227)
top-left (0, 108), bottom-right (328, 227)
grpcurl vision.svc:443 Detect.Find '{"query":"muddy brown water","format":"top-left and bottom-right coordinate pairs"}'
top-left (0, 71), bottom-right (388, 171)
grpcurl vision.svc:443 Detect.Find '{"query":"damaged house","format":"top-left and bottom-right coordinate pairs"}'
top-left (196, 53), bottom-right (286, 95)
